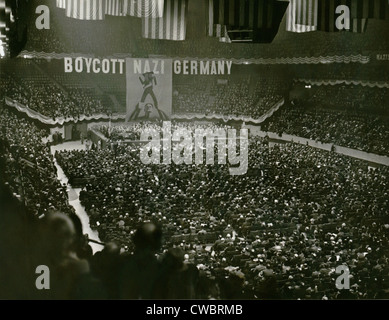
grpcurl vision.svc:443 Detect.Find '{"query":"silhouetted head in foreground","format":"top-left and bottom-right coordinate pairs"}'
top-left (119, 222), bottom-right (163, 299)
top-left (163, 248), bottom-right (185, 271)
top-left (133, 222), bottom-right (162, 253)
top-left (45, 212), bottom-right (76, 257)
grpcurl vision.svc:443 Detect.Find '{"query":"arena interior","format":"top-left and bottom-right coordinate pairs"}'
top-left (0, 0), bottom-right (389, 300)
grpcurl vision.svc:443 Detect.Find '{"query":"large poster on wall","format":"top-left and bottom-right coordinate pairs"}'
top-left (126, 58), bottom-right (172, 121)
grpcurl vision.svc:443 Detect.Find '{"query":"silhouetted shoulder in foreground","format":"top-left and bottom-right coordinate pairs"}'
top-left (119, 222), bottom-right (162, 299)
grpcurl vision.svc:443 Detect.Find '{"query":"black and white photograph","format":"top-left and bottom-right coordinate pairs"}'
top-left (0, 0), bottom-right (389, 307)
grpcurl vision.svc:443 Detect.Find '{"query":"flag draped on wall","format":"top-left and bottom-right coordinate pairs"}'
top-left (141, 0), bottom-right (188, 40)
top-left (317, 0), bottom-right (370, 32)
top-left (65, 0), bottom-right (105, 20)
top-left (208, 0), bottom-right (288, 43)
top-left (317, 0), bottom-right (346, 32)
top-left (350, 18), bottom-right (368, 33)
top-left (127, 0), bottom-right (164, 18)
top-left (56, 0), bottom-right (67, 9)
top-left (219, 29), bottom-right (232, 43)
top-left (105, 0), bottom-right (126, 16)
top-left (207, 1), bottom-right (232, 42)
top-left (213, 24), bottom-right (231, 42)
top-left (209, 0), bottom-right (284, 30)
top-left (286, 0), bottom-right (318, 33)
top-left (285, 0), bottom-right (375, 33)
top-left (349, 0), bottom-right (389, 20)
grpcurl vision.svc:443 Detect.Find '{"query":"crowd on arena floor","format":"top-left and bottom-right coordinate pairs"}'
top-left (53, 122), bottom-right (389, 299)
top-left (1, 108), bottom-right (388, 299)
top-left (95, 121), bottom-right (233, 142)
top-left (262, 85), bottom-right (389, 156)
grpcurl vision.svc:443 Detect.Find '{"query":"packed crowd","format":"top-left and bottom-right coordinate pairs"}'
top-left (2, 0), bottom-right (389, 300)
top-left (0, 107), bottom-right (73, 217)
top-left (307, 85), bottom-right (389, 115)
top-left (54, 122), bottom-right (389, 299)
top-left (1, 73), bottom-right (109, 119)
top-left (24, 27), bottom-right (67, 53)
top-left (67, 88), bottom-right (108, 117)
top-left (3, 59), bottom-right (289, 120)
top-left (262, 85), bottom-right (389, 156)
top-left (173, 78), bottom-right (285, 119)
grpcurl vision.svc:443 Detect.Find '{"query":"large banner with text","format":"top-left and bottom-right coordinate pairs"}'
top-left (126, 58), bottom-right (172, 121)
